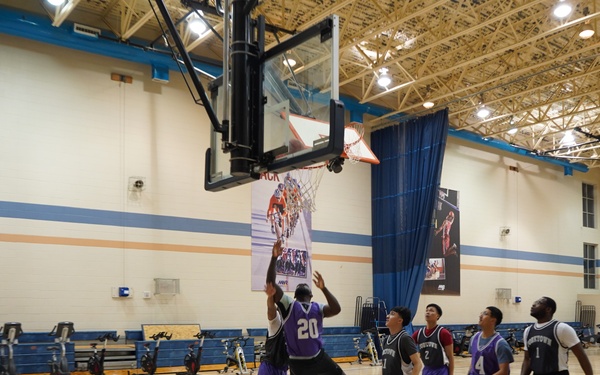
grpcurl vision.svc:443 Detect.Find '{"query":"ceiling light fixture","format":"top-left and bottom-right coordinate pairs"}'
top-left (47, 0), bottom-right (65, 6)
top-left (189, 18), bottom-right (207, 35)
top-left (377, 68), bottom-right (391, 88)
top-left (283, 57), bottom-right (296, 68)
top-left (579, 23), bottom-right (595, 39)
top-left (579, 8), bottom-right (595, 39)
top-left (476, 94), bottom-right (491, 119)
top-left (423, 85), bottom-right (434, 108)
top-left (477, 106), bottom-right (491, 119)
top-left (507, 116), bottom-right (518, 134)
top-left (553, 1), bottom-right (572, 18)
top-left (560, 130), bottom-right (576, 146)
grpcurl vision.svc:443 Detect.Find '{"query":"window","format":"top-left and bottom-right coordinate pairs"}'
top-left (582, 183), bottom-right (595, 228)
top-left (583, 243), bottom-right (596, 289)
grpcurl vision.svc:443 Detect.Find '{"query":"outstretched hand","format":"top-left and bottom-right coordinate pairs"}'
top-left (272, 239), bottom-right (283, 257)
top-left (264, 282), bottom-right (276, 297)
top-left (313, 271), bottom-right (325, 290)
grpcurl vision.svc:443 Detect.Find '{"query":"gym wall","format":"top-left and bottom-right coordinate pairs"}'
top-left (413, 138), bottom-right (600, 326)
top-left (1, 33), bottom-right (599, 334)
top-left (0, 34), bottom-right (372, 332)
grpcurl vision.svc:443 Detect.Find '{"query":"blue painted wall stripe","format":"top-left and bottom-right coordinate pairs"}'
top-left (0, 202), bottom-right (594, 266)
top-left (0, 201), bottom-right (370, 246)
top-left (461, 245), bottom-right (583, 266)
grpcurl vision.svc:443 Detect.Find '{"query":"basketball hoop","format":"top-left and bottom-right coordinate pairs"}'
top-left (283, 163), bottom-right (326, 216)
top-left (344, 122), bottom-right (365, 163)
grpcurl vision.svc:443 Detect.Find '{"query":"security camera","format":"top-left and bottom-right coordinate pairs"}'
top-left (134, 180), bottom-right (144, 189)
top-left (500, 227), bottom-right (511, 236)
top-left (504, 228), bottom-right (510, 235)
top-left (327, 157), bottom-right (345, 174)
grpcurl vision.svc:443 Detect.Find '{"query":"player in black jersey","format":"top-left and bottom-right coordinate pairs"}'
top-left (257, 282), bottom-right (288, 375)
top-left (382, 306), bottom-right (423, 375)
top-left (520, 296), bottom-right (592, 375)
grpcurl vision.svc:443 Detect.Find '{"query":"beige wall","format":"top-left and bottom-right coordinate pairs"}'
top-left (1, 33), bottom-right (598, 336)
top-left (413, 139), bottom-right (600, 326)
top-left (0, 35), bottom-right (372, 332)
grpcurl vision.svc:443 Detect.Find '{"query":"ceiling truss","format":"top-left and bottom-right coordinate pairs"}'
top-left (4, 0), bottom-right (600, 168)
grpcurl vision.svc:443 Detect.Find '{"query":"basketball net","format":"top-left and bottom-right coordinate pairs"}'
top-left (283, 163), bottom-right (326, 216)
top-left (283, 123), bottom-right (365, 214)
top-left (344, 122), bottom-right (365, 163)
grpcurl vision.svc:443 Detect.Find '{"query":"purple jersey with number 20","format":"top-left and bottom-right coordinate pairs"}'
top-left (281, 298), bottom-right (324, 358)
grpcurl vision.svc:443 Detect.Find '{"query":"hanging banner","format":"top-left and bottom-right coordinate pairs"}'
top-left (251, 172), bottom-right (313, 291)
top-left (422, 187), bottom-right (461, 295)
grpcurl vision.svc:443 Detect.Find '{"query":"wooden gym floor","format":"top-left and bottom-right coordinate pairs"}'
top-left (64, 346), bottom-right (600, 375)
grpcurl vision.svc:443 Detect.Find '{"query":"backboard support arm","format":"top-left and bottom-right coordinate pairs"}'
top-left (152, 0), bottom-right (224, 134)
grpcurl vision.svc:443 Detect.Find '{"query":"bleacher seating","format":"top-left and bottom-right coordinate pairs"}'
top-left (12, 342), bottom-right (75, 374)
top-left (7, 322), bottom-right (587, 373)
top-left (247, 328), bottom-right (268, 337)
top-left (125, 329), bottom-right (144, 343)
top-left (10, 330), bottom-right (121, 374)
top-left (132, 328), bottom-right (251, 368)
top-left (322, 326), bottom-right (362, 359)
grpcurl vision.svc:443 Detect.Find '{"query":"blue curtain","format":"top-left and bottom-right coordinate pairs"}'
top-left (371, 108), bottom-right (449, 321)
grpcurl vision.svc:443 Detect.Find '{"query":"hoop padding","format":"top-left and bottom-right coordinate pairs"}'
top-left (344, 122), bottom-right (365, 164)
top-left (283, 163), bottom-right (326, 215)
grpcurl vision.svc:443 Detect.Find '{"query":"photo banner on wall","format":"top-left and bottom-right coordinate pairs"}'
top-left (422, 187), bottom-right (461, 295)
top-left (251, 172), bottom-right (313, 291)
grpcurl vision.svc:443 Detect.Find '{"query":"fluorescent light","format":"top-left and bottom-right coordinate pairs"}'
top-left (477, 106), bottom-right (490, 119)
top-left (579, 23), bottom-right (595, 39)
top-left (47, 0), bottom-right (65, 5)
top-left (553, 2), bottom-right (572, 18)
top-left (423, 100), bottom-right (435, 109)
top-left (507, 127), bottom-right (518, 135)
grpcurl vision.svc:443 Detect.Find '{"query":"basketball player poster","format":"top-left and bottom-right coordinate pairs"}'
top-left (250, 172), bottom-right (313, 291)
top-left (422, 187), bottom-right (461, 295)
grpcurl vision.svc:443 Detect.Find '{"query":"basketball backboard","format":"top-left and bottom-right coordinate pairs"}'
top-left (205, 16), bottom-right (345, 191)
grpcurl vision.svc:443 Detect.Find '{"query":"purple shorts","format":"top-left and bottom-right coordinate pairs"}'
top-left (258, 361), bottom-right (288, 375)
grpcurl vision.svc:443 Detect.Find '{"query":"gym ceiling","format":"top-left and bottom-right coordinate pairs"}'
top-left (1, 0), bottom-right (599, 168)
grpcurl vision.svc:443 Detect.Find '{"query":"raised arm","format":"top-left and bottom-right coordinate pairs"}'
top-left (265, 282), bottom-right (277, 320)
top-left (266, 240), bottom-right (284, 303)
top-left (313, 271), bottom-right (341, 317)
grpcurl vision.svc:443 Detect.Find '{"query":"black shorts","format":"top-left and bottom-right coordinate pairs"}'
top-left (288, 350), bottom-right (345, 375)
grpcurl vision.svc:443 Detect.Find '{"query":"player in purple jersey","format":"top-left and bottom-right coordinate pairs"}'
top-left (468, 306), bottom-right (513, 375)
top-left (266, 240), bottom-right (345, 375)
